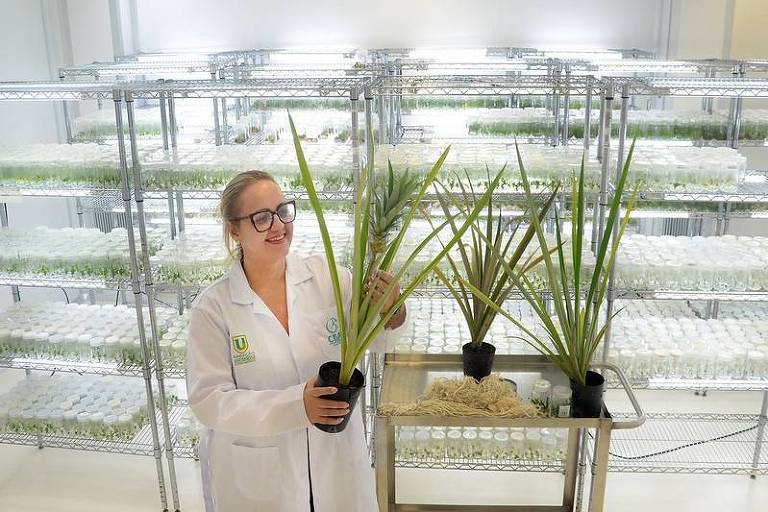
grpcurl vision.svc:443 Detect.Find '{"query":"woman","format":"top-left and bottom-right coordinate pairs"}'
top-left (187, 170), bottom-right (407, 512)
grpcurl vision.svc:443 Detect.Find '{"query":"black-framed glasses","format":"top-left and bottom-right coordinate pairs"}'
top-left (231, 200), bottom-right (296, 233)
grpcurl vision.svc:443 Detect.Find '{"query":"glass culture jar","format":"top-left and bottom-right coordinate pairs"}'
top-left (428, 428), bottom-right (446, 459)
top-left (549, 385), bottom-right (572, 418)
top-left (446, 428), bottom-right (463, 459)
top-left (530, 379), bottom-right (552, 414)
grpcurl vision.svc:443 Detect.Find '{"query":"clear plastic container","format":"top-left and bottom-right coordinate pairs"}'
top-left (530, 379), bottom-right (552, 413)
top-left (428, 429), bottom-right (446, 459)
top-left (525, 429), bottom-right (542, 459)
top-left (509, 431), bottom-right (526, 460)
top-left (461, 428), bottom-right (480, 459)
top-left (550, 385), bottom-right (572, 418)
top-left (446, 428), bottom-right (463, 459)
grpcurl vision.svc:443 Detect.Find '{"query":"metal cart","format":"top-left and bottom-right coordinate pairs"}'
top-left (375, 353), bottom-right (645, 512)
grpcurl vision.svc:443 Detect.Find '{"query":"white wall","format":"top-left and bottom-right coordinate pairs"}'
top-left (67, 0), bottom-right (114, 65)
top-left (0, 0), bottom-right (60, 143)
top-left (136, 0), bottom-right (666, 51)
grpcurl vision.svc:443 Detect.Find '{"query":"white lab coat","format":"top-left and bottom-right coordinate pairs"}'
top-left (186, 254), bottom-right (408, 512)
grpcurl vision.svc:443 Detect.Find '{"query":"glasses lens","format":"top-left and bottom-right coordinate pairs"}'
top-left (251, 211), bottom-right (274, 232)
top-left (277, 202), bottom-right (296, 223)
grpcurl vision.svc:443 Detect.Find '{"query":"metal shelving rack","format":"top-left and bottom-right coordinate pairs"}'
top-left (115, 74), bottom-right (375, 509)
top-left (587, 413), bottom-right (768, 476)
top-left (367, 50), bottom-right (768, 506)
top-left (0, 83), bottom-right (179, 512)
top-left (5, 49), bottom-right (768, 510)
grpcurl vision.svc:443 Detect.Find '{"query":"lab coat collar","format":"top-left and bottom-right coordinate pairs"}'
top-left (227, 254), bottom-right (314, 306)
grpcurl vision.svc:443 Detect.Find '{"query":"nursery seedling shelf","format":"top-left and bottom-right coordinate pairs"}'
top-left (588, 412), bottom-right (768, 475)
top-left (0, 273), bottom-right (130, 291)
top-left (0, 357), bottom-right (147, 377)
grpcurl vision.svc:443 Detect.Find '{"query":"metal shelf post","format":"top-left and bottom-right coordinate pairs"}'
top-left (211, 65), bottom-right (222, 146)
top-left (113, 88), bottom-right (169, 512)
top-left (126, 90), bottom-right (181, 512)
top-left (350, 87), bottom-right (360, 200)
top-left (602, 83), bottom-right (630, 363)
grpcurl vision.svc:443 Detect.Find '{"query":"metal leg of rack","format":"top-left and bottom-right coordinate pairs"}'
top-left (395, 59), bottom-right (403, 140)
top-left (595, 85), bottom-right (613, 254)
top-left (1, 203), bottom-right (21, 303)
top-left (350, 87), bottom-right (360, 199)
top-left (562, 427), bottom-right (580, 509)
top-left (596, 92), bottom-right (605, 163)
top-left (562, 65), bottom-right (571, 145)
top-left (752, 390), bottom-right (768, 478)
top-left (552, 63), bottom-right (561, 147)
top-left (167, 190), bottom-right (177, 240)
top-left (583, 77), bottom-right (593, 155)
top-left (114, 89), bottom-right (170, 512)
top-left (62, 101), bottom-right (73, 144)
top-left (587, 423), bottom-right (612, 512)
top-left (168, 93), bottom-right (178, 149)
top-left (377, 90), bottom-right (386, 146)
top-left (211, 68), bottom-right (221, 146)
top-left (602, 84), bottom-right (629, 363)
top-left (126, 91), bottom-right (182, 512)
top-left (160, 90), bottom-right (170, 151)
top-left (175, 192), bottom-right (186, 235)
top-left (575, 428), bottom-right (588, 512)
top-left (221, 98), bottom-right (229, 144)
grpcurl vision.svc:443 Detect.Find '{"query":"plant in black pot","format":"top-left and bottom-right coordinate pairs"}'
top-left (428, 168), bottom-right (556, 381)
top-left (290, 114), bottom-right (500, 432)
top-left (462, 142), bottom-right (638, 417)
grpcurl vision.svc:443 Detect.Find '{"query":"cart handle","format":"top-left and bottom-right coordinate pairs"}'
top-left (594, 362), bottom-right (646, 430)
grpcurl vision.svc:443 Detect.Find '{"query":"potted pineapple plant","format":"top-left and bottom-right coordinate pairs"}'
top-left (289, 114), bottom-right (503, 432)
top-left (461, 143), bottom-right (639, 417)
top-left (428, 168), bottom-right (557, 380)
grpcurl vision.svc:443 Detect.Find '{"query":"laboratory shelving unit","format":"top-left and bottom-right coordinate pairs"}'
top-left (0, 82), bottom-right (181, 512)
top-left (3, 47), bottom-right (768, 511)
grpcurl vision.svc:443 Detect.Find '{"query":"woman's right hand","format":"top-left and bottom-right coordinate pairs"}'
top-left (303, 376), bottom-right (350, 425)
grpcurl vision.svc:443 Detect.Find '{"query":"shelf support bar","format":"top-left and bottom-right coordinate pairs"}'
top-left (562, 63), bottom-right (571, 145)
top-left (159, 85), bottom-right (170, 151)
top-left (752, 390), bottom-right (768, 478)
top-left (350, 86), bottom-right (360, 202)
top-left (594, 84), bottom-right (613, 255)
top-left (584, 76), bottom-right (593, 155)
top-left (211, 65), bottom-right (221, 146)
top-left (114, 88), bottom-right (169, 512)
top-left (126, 90), bottom-right (182, 512)
top-left (1, 202), bottom-right (21, 303)
top-left (602, 83), bottom-right (629, 363)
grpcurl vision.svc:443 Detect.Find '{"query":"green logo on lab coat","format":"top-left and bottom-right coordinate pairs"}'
top-left (326, 317), bottom-right (340, 346)
top-left (231, 334), bottom-right (255, 365)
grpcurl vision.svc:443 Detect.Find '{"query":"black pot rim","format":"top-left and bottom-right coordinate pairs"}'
top-left (318, 360), bottom-right (365, 389)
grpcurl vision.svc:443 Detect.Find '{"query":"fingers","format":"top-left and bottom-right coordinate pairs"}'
top-left (309, 386), bottom-right (338, 397)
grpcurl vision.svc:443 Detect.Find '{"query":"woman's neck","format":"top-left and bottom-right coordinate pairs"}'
top-left (242, 256), bottom-right (286, 293)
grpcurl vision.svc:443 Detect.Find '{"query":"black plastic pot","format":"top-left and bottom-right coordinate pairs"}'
top-left (569, 370), bottom-right (605, 418)
top-left (314, 361), bottom-right (365, 433)
top-left (462, 342), bottom-right (496, 381)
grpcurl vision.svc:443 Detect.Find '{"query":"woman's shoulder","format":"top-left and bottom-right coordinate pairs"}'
top-left (190, 272), bottom-right (232, 311)
top-left (295, 254), bottom-right (351, 281)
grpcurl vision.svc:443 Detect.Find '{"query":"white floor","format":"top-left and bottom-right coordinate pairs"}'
top-left (1, 371), bottom-right (767, 511)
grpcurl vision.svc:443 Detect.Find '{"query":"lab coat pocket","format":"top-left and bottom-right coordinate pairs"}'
top-left (230, 444), bottom-right (280, 502)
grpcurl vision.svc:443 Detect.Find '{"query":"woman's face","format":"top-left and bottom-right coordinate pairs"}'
top-left (229, 180), bottom-right (294, 265)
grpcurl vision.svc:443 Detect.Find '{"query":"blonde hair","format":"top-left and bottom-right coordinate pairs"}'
top-left (220, 170), bottom-right (276, 260)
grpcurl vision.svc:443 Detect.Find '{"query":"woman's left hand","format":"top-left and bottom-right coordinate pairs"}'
top-left (366, 270), bottom-right (400, 312)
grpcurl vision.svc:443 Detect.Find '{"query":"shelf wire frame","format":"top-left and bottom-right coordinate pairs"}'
top-left (587, 413), bottom-right (768, 475)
